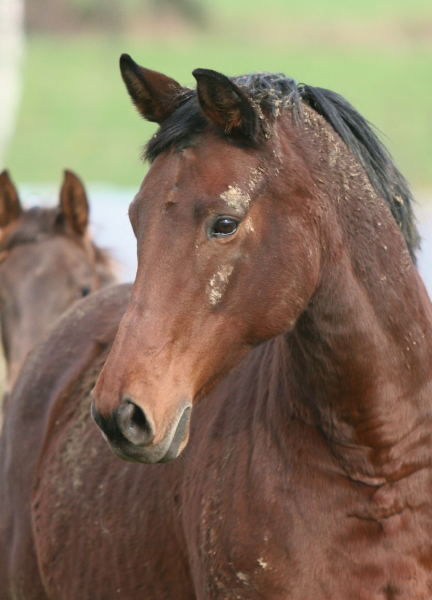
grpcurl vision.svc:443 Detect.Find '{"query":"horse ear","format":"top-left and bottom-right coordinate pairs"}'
top-left (58, 170), bottom-right (89, 236)
top-left (0, 170), bottom-right (23, 227)
top-left (192, 68), bottom-right (258, 139)
top-left (119, 54), bottom-right (183, 123)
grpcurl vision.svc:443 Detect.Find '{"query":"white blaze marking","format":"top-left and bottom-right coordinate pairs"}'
top-left (208, 265), bottom-right (234, 306)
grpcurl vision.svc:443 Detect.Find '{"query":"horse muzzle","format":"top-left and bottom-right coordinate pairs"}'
top-left (91, 399), bottom-right (192, 463)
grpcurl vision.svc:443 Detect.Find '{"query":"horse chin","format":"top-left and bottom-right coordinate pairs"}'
top-left (106, 405), bottom-right (192, 465)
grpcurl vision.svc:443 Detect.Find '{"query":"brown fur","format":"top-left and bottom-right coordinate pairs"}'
top-left (1, 64), bottom-right (432, 599)
top-left (0, 170), bottom-right (115, 390)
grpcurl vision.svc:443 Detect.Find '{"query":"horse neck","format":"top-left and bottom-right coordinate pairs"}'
top-left (276, 118), bottom-right (432, 484)
top-left (260, 119), bottom-right (432, 484)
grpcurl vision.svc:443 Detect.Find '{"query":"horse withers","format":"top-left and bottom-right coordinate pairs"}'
top-left (2, 57), bottom-right (432, 599)
top-left (0, 169), bottom-right (115, 391)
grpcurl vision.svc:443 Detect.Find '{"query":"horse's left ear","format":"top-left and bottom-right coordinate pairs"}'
top-left (58, 170), bottom-right (89, 236)
top-left (120, 54), bottom-right (183, 123)
top-left (0, 170), bottom-right (23, 227)
top-left (193, 69), bottom-right (259, 140)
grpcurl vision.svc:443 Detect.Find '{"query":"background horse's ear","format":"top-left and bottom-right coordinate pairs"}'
top-left (0, 170), bottom-right (23, 228)
top-left (58, 170), bottom-right (89, 236)
top-left (193, 69), bottom-right (258, 140)
top-left (119, 54), bottom-right (183, 123)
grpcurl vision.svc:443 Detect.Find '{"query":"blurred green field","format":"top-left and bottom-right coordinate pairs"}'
top-left (5, 0), bottom-right (432, 188)
top-left (211, 0), bottom-right (432, 20)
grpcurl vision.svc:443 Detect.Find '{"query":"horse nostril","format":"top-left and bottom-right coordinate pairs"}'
top-left (115, 399), bottom-right (154, 446)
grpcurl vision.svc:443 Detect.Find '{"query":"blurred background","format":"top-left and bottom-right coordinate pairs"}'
top-left (1, 0), bottom-right (431, 284)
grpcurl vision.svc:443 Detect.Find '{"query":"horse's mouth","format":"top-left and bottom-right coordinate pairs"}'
top-left (158, 406), bottom-right (191, 462)
top-left (92, 402), bottom-right (192, 464)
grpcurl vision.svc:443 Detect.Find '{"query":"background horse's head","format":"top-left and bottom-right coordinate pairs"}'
top-left (92, 56), bottom-right (419, 463)
top-left (0, 169), bottom-right (115, 389)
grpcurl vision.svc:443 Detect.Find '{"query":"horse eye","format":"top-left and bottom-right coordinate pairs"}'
top-left (210, 217), bottom-right (239, 238)
top-left (81, 286), bottom-right (91, 297)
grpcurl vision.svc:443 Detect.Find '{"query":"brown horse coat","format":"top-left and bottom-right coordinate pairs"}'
top-left (0, 169), bottom-right (115, 390)
top-left (1, 61), bottom-right (432, 599)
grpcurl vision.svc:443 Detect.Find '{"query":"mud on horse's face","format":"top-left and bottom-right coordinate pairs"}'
top-left (92, 57), bottom-right (321, 463)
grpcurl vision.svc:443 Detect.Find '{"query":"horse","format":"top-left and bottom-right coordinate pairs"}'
top-left (1, 55), bottom-right (432, 598)
top-left (0, 169), bottom-right (115, 391)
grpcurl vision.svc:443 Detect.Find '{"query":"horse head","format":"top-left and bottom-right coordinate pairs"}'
top-left (0, 169), bottom-right (115, 388)
top-left (92, 57), bottom-right (325, 463)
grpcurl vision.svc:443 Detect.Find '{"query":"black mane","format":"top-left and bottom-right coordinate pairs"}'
top-left (145, 72), bottom-right (419, 261)
top-left (298, 84), bottom-right (419, 260)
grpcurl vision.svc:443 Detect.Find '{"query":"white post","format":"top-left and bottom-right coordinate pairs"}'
top-left (0, 0), bottom-right (24, 401)
top-left (0, 0), bottom-right (25, 168)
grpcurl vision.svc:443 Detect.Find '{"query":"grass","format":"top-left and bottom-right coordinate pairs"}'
top-left (5, 3), bottom-right (432, 188)
top-left (205, 0), bottom-right (432, 20)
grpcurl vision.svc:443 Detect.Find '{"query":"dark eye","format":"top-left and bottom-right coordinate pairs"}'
top-left (210, 217), bottom-right (239, 238)
top-left (81, 286), bottom-right (91, 297)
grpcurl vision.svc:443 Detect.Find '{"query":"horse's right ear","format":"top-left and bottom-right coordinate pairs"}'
top-left (119, 54), bottom-right (183, 123)
top-left (0, 170), bottom-right (22, 227)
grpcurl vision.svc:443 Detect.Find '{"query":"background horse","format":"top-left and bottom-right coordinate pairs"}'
top-left (2, 57), bottom-right (432, 598)
top-left (0, 169), bottom-right (115, 391)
